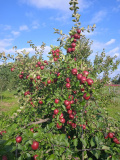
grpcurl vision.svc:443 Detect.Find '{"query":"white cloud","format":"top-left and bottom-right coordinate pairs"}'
top-left (90, 10), bottom-right (107, 24)
top-left (108, 47), bottom-right (119, 54)
top-left (0, 39), bottom-right (13, 50)
top-left (11, 31), bottom-right (20, 36)
top-left (19, 25), bottom-right (29, 31)
top-left (32, 20), bottom-right (40, 29)
top-left (4, 25), bottom-right (11, 30)
top-left (19, 0), bottom-right (93, 12)
top-left (105, 39), bottom-right (116, 45)
top-left (112, 5), bottom-right (120, 12)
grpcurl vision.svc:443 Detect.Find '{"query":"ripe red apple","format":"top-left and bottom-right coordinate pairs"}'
top-left (71, 68), bottom-right (77, 75)
top-left (54, 109), bottom-right (59, 115)
top-left (47, 80), bottom-right (51, 84)
top-left (56, 49), bottom-right (60, 52)
top-left (31, 141), bottom-right (39, 150)
top-left (77, 29), bottom-right (81, 34)
top-left (68, 136), bottom-right (71, 139)
top-left (66, 77), bottom-right (70, 83)
top-left (73, 39), bottom-right (77, 42)
top-left (2, 155), bottom-right (7, 160)
top-left (72, 123), bottom-right (76, 128)
top-left (37, 61), bottom-right (41, 66)
top-left (82, 124), bottom-right (86, 130)
top-left (26, 75), bottom-right (29, 79)
top-left (83, 93), bottom-right (90, 100)
top-left (71, 48), bottom-right (75, 52)
top-left (67, 109), bottom-right (72, 114)
top-left (33, 155), bottom-right (38, 160)
top-left (73, 90), bottom-right (77, 94)
top-left (104, 134), bottom-right (109, 139)
top-left (108, 133), bottom-right (114, 138)
top-left (69, 114), bottom-right (74, 119)
top-left (68, 95), bottom-right (74, 100)
top-left (77, 74), bottom-right (82, 80)
top-left (113, 138), bottom-right (119, 143)
top-left (74, 34), bottom-right (79, 39)
top-left (83, 71), bottom-right (89, 77)
top-left (39, 100), bottom-right (43, 104)
top-left (55, 99), bottom-right (59, 104)
top-left (66, 83), bottom-right (71, 88)
top-left (56, 123), bottom-right (62, 129)
top-left (71, 43), bottom-right (76, 48)
top-left (70, 100), bottom-right (74, 104)
top-left (30, 128), bottom-right (34, 133)
top-left (11, 68), bottom-right (14, 72)
top-left (54, 57), bottom-right (58, 61)
top-left (66, 104), bottom-right (71, 110)
top-left (80, 88), bottom-right (85, 92)
top-left (40, 66), bottom-right (44, 70)
top-left (35, 64), bottom-right (38, 67)
top-left (57, 72), bottom-right (60, 77)
top-left (16, 136), bottom-right (22, 143)
top-left (60, 118), bottom-right (65, 123)
top-left (0, 130), bottom-right (6, 135)
top-left (67, 48), bottom-right (72, 53)
top-left (64, 100), bottom-right (70, 106)
top-left (44, 60), bottom-right (47, 63)
top-left (80, 76), bottom-right (87, 84)
top-left (87, 79), bottom-right (93, 86)
top-left (67, 121), bottom-right (72, 126)
top-left (37, 75), bottom-right (40, 80)
top-left (19, 75), bottom-right (23, 79)
top-left (74, 57), bottom-right (76, 61)
top-left (59, 113), bottom-right (64, 119)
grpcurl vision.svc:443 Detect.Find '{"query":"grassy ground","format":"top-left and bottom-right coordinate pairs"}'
top-left (0, 90), bottom-right (19, 116)
top-left (101, 86), bottom-right (120, 121)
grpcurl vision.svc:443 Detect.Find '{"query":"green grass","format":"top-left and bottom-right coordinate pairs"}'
top-left (0, 90), bottom-right (19, 116)
top-left (100, 86), bottom-right (120, 121)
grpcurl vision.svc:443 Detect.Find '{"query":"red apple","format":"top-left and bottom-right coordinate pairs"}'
top-left (70, 100), bottom-right (74, 104)
top-left (67, 109), bottom-right (72, 114)
top-left (71, 68), bottom-right (77, 75)
top-left (74, 34), bottom-right (79, 39)
top-left (77, 74), bottom-right (82, 80)
top-left (64, 100), bottom-right (70, 106)
top-left (66, 104), bottom-right (71, 110)
top-left (16, 136), bottom-right (22, 143)
top-left (19, 75), bottom-right (23, 79)
top-left (83, 71), bottom-right (89, 77)
top-left (66, 77), bottom-right (70, 83)
top-left (33, 155), bottom-right (38, 160)
top-left (37, 61), bottom-right (41, 66)
top-left (77, 29), bottom-right (81, 34)
top-left (82, 124), bottom-right (86, 130)
top-left (47, 80), bottom-right (51, 84)
top-left (67, 48), bottom-right (72, 53)
top-left (56, 123), bottom-right (62, 129)
top-left (54, 109), bottom-right (59, 115)
top-left (39, 100), bottom-right (43, 104)
top-left (87, 79), bottom-right (93, 86)
top-left (30, 128), bottom-right (34, 133)
top-left (73, 39), bottom-right (77, 42)
top-left (31, 141), bottom-right (39, 150)
top-left (69, 114), bottom-right (74, 119)
top-left (83, 93), bottom-right (90, 100)
top-left (108, 133), bottom-right (114, 138)
top-left (37, 75), bottom-right (40, 80)
top-left (68, 95), bottom-right (74, 100)
top-left (40, 66), bottom-right (44, 70)
top-left (55, 99), bottom-right (59, 104)
top-left (113, 138), bottom-right (119, 144)
top-left (60, 118), bottom-right (65, 123)
top-left (54, 57), bottom-right (58, 61)
top-left (71, 43), bottom-right (76, 48)
top-left (11, 68), bottom-right (14, 72)
top-left (80, 76), bottom-right (87, 84)
top-left (59, 113), bottom-right (64, 119)
top-left (72, 123), bottom-right (76, 128)
top-left (66, 83), bottom-right (71, 88)
top-left (71, 48), bottom-right (75, 52)
top-left (2, 155), bottom-right (7, 160)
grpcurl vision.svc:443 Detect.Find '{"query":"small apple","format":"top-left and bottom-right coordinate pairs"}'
top-left (83, 71), bottom-right (89, 77)
top-left (56, 123), bottom-right (62, 129)
top-left (69, 114), bottom-right (74, 119)
top-left (71, 68), bottom-right (77, 75)
top-left (72, 123), bottom-right (76, 128)
top-left (33, 155), bottom-right (38, 160)
top-left (67, 48), bottom-right (72, 53)
top-left (83, 93), bottom-right (90, 100)
top-left (60, 118), bottom-right (65, 123)
top-left (16, 136), bottom-right (22, 143)
top-left (54, 109), bottom-right (59, 115)
top-left (40, 66), bottom-right (44, 70)
top-left (47, 80), bottom-right (51, 84)
top-left (37, 61), bottom-right (41, 66)
top-left (71, 43), bottom-right (76, 48)
top-left (55, 99), bottom-right (59, 104)
top-left (11, 68), bottom-right (14, 72)
top-left (2, 155), bottom-right (7, 160)
top-left (87, 79), bottom-right (93, 86)
top-left (77, 29), bottom-right (81, 34)
top-left (31, 141), bottom-right (39, 150)
top-left (37, 75), bottom-right (40, 80)
top-left (108, 133), bottom-right (114, 138)
top-left (19, 75), bottom-right (23, 79)
top-left (71, 48), bottom-right (75, 52)
top-left (64, 100), bottom-right (70, 106)
top-left (80, 76), bottom-right (87, 84)
top-left (30, 128), bottom-right (34, 133)
top-left (66, 83), bottom-right (71, 88)
top-left (66, 77), bottom-right (70, 83)
top-left (39, 100), bottom-right (43, 104)
top-left (77, 74), bottom-right (83, 80)
top-left (67, 109), bottom-right (72, 114)
top-left (66, 104), bottom-right (71, 110)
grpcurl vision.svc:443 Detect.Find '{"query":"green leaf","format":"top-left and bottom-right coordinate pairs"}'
top-left (48, 154), bottom-right (55, 160)
top-left (80, 138), bottom-right (87, 147)
top-left (90, 137), bottom-right (95, 147)
top-left (102, 145), bottom-right (110, 150)
top-left (73, 138), bottom-right (78, 147)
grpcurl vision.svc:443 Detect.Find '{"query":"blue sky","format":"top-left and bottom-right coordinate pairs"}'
top-left (0, 0), bottom-right (120, 79)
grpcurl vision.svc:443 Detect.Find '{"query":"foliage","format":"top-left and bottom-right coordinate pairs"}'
top-left (0, 0), bottom-right (120, 159)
